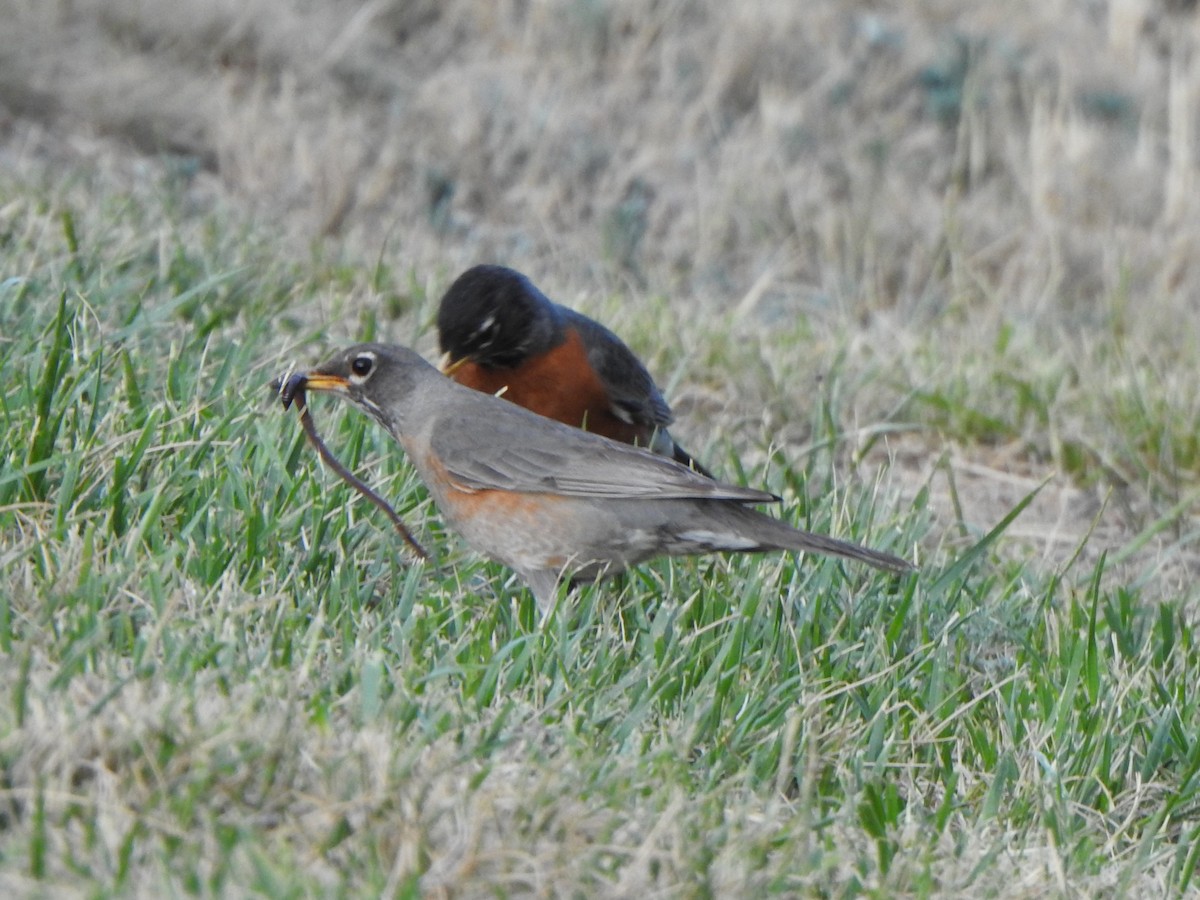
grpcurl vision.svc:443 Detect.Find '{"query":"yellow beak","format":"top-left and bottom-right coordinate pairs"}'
top-left (300, 373), bottom-right (351, 392)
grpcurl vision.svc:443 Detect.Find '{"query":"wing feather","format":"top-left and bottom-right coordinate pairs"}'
top-left (429, 404), bottom-right (773, 503)
top-left (567, 310), bottom-right (675, 428)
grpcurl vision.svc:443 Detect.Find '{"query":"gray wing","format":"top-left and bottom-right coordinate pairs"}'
top-left (429, 402), bottom-right (772, 503)
top-left (565, 310), bottom-right (674, 428)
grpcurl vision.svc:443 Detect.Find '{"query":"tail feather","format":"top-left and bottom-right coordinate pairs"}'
top-left (771, 524), bottom-right (914, 573)
top-left (681, 502), bottom-right (914, 574)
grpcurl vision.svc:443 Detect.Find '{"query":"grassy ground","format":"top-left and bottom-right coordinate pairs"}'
top-left (2, 0), bottom-right (1200, 896)
top-left (1, 144), bottom-right (1198, 898)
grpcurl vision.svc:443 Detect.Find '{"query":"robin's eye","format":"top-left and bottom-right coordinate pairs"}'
top-left (351, 355), bottom-right (373, 377)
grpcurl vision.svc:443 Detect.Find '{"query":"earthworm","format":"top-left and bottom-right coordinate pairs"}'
top-left (275, 372), bottom-right (429, 560)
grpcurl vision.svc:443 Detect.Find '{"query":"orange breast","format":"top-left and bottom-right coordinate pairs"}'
top-left (419, 454), bottom-right (578, 571)
top-left (450, 328), bottom-right (648, 446)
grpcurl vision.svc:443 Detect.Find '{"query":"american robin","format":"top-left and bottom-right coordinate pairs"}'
top-left (283, 343), bottom-right (914, 613)
top-left (436, 264), bottom-right (711, 476)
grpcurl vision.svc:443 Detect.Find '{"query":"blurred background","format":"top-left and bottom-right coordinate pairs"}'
top-left (4, 0), bottom-right (1197, 305)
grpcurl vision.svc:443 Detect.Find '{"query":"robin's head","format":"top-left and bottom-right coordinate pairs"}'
top-left (292, 343), bottom-right (435, 433)
top-left (437, 265), bottom-right (563, 371)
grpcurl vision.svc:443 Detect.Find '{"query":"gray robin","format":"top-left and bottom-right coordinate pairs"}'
top-left (436, 264), bottom-right (712, 476)
top-left (282, 343), bottom-right (914, 613)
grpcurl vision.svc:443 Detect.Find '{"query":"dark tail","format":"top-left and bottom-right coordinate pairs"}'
top-left (771, 523), bottom-right (915, 574)
top-left (679, 502), bottom-right (914, 574)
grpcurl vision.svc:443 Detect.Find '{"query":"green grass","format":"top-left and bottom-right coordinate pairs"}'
top-left (1, 173), bottom-right (1199, 897)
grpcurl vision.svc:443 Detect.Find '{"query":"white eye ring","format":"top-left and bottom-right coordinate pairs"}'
top-left (350, 351), bottom-right (376, 382)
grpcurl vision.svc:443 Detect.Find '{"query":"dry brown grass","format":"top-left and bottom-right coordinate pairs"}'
top-left (3, 0), bottom-right (1195, 294)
